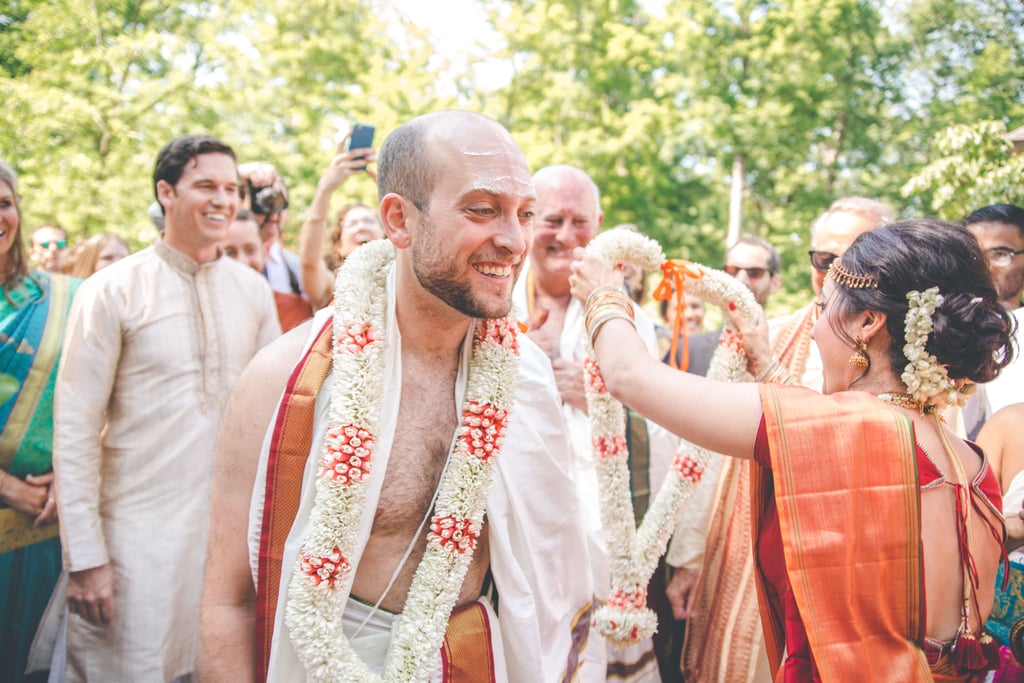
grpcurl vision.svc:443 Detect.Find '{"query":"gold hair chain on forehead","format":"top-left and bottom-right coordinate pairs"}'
top-left (827, 260), bottom-right (878, 289)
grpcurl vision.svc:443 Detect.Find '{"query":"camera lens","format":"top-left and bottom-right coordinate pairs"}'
top-left (251, 186), bottom-right (288, 215)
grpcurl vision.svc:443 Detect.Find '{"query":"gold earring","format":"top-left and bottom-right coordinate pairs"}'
top-left (849, 336), bottom-right (869, 368)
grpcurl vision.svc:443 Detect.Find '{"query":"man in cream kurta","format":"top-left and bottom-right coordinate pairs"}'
top-left (53, 136), bottom-right (281, 682)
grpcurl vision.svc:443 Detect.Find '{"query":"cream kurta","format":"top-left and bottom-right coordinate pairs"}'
top-left (54, 241), bottom-right (281, 682)
top-left (253, 285), bottom-right (605, 681)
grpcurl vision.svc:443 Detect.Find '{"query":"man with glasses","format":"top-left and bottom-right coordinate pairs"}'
top-left (30, 224), bottom-right (69, 273)
top-left (722, 237), bottom-right (782, 307)
top-left (965, 204), bottom-right (1024, 311)
top-left (962, 203), bottom-right (1024, 438)
top-left (669, 200), bottom-right (894, 683)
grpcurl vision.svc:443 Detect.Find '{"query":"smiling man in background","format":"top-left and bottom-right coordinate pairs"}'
top-left (53, 135), bottom-right (280, 682)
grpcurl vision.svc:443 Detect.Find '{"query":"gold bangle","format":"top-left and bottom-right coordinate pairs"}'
top-left (754, 358), bottom-right (781, 382)
top-left (754, 358), bottom-right (797, 385)
top-left (585, 285), bottom-right (628, 310)
top-left (588, 311), bottom-right (636, 347)
top-left (588, 292), bottom-right (631, 309)
top-left (585, 300), bottom-right (633, 337)
top-left (585, 297), bottom-right (633, 321)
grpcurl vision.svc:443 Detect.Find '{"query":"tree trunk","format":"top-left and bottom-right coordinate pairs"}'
top-left (727, 152), bottom-right (746, 247)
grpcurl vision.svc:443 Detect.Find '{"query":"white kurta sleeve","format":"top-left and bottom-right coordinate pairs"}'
top-left (54, 277), bottom-right (124, 571)
top-left (255, 279), bottom-right (283, 347)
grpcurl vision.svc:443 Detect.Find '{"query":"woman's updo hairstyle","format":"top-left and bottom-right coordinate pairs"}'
top-left (828, 219), bottom-right (1015, 384)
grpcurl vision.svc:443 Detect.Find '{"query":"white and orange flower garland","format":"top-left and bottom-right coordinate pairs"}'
top-left (582, 230), bottom-right (759, 645)
top-left (284, 239), bottom-right (522, 682)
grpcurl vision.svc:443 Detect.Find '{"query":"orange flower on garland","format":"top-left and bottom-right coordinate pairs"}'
top-left (672, 453), bottom-right (705, 484)
top-left (584, 357), bottom-right (608, 394)
top-left (320, 425), bottom-right (374, 484)
top-left (299, 547), bottom-right (349, 589)
top-left (457, 402), bottom-right (509, 463)
top-left (480, 316), bottom-right (521, 352)
top-left (428, 515), bottom-right (480, 554)
top-left (607, 585), bottom-right (648, 610)
top-left (334, 321), bottom-right (381, 354)
top-left (593, 434), bottom-right (628, 460)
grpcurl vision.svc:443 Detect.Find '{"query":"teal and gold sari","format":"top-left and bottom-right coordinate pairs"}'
top-left (1, 271), bottom-right (79, 682)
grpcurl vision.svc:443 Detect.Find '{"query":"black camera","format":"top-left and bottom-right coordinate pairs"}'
top-left (248, 181), bottom-right (289, 216)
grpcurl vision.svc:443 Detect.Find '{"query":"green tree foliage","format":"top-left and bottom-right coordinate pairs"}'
top-left (901, 120), bottom-right (1024, 220)
top-left (475, 0), bottom-right (716, 262)
top-left (1, 1), bottom-right (236, 242)
top-left (1, 0), bottom-right (1020, 312)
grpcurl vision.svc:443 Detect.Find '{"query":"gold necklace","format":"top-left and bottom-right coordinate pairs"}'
top-left (876, 391), bottom-right (936, 414)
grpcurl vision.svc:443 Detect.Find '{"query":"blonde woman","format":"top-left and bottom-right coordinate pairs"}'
top-left (63, 233), bottom-right (129, 279)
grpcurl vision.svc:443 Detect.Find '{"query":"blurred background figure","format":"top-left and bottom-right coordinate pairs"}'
top-left (63, 234), bottom-right (130, 279)
top-left (325, 203), bottom-right (383, 272)
top-left (220, 208), bottom-right (269, 274)
top-left (28, 225), bottom-right (68, 273)
top-left (238, 162), bottom-right (313, 328)
top-left (658, 290), bottom-right (705, 361)
top-left (962, 204), bottom-right (1024, 440)
top-left (977, 402), bottom-right (1024, 681)
top-left (238, 162), bottom-right (305, 296)
top-left (0, 160), bottom-right (80, 683)
top-left (614, 224), bottom-right (649, 305)
top-left (680, 294), bottom-right (705, 334)
top-left (220, 208), bottom-right (309, 332)
top-left (146, 201), bottom-right (165, 234)
top-left (299, 134), bottom-right (382, 310)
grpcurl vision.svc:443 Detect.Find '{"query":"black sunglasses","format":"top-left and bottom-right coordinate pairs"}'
top-left (808, 250), bottom-right (838, 273)
top-left (723, 265), bottom-right (772, 279)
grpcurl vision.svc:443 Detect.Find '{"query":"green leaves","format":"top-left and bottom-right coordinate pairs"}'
top-left (1, 0), bottom-right (1020, 309)
top-left (902, 120), bottom-right (1024, 219)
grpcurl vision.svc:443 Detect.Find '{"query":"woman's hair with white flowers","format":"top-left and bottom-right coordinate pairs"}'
top-left (826, 219), bottom-right (1015, 387)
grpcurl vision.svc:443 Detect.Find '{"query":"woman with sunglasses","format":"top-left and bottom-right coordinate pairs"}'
top-left (571, 219), bottom-right (1015, 681)
top-left (0, 160), bottom-right (81, 682)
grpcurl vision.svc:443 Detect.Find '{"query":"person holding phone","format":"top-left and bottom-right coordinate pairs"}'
top-left (298, 125), bottom-right (384, 310)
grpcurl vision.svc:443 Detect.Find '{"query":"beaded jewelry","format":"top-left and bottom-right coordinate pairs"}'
top-left (826, 260), bottom-right (878, 290)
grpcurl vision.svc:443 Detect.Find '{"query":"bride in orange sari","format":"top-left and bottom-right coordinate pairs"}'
top-left (570, 219), bottom-right (1015, 682)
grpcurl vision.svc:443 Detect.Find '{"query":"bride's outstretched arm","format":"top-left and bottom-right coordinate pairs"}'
top-left (570, 248), bottom-right (763, 460)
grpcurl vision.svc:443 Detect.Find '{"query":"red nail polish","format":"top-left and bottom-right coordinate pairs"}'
top-left (728, 301), bottom-right (736, 311)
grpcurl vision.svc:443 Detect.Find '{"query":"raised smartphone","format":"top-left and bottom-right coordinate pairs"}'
top-left (347, 123), bottom-right (375, 170)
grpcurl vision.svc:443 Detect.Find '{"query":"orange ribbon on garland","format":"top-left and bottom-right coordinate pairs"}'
top-left (651, 259), bottom-right (706, 372)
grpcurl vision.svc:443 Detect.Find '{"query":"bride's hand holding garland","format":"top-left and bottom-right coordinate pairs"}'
top-left (571, 230), bottom-right (760, 646)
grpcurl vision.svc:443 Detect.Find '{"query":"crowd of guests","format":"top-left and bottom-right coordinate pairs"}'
top-left (0, 110), bottom-right (1022, 683)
